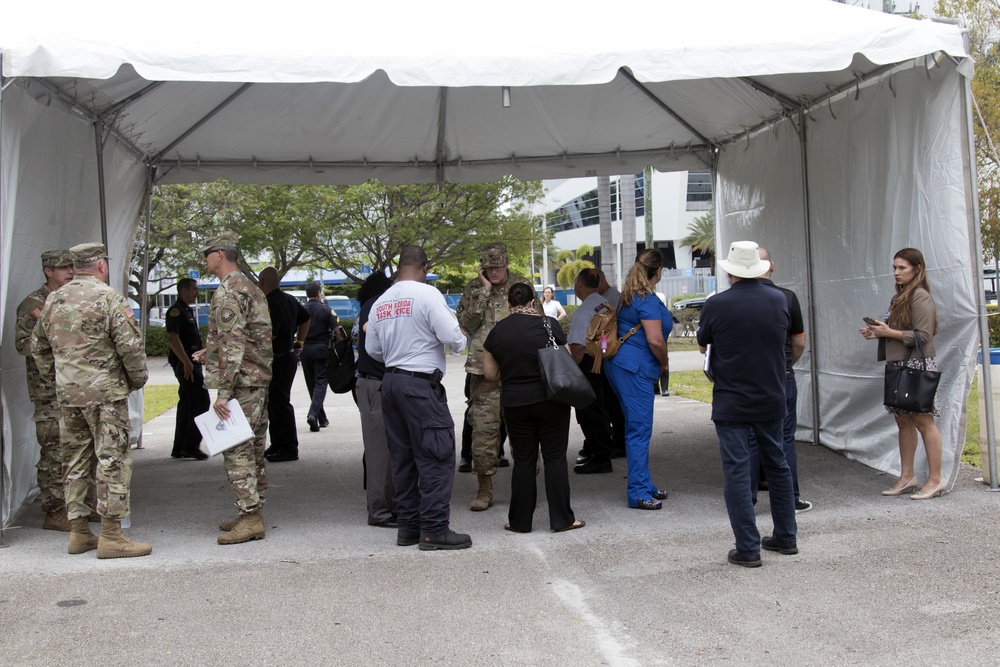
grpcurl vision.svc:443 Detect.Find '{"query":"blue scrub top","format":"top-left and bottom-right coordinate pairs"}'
top-left (609, 293), bottom-right (672, 380)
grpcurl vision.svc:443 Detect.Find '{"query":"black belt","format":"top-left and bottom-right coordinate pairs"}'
top-left (357, 371), bottom-right (382, 380)
top-left (385, 367), bottom-right (435, 381)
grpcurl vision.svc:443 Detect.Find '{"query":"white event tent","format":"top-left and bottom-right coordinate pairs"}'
top-left (0, 0), bottom-right (986, 524)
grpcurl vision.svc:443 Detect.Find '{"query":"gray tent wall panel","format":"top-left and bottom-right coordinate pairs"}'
top-left (717, 61), bottom-right (977, 484)
top-left (1, 85), bottom-right (145, 523)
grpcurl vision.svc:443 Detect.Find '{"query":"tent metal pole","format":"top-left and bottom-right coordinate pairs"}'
top-left (797, 110), bottom-right (821, 447)
top-left (93, 121), bottom-right (109, 247)
top-left (962, 76), bottom-right (999, 490)
top-left (135, 168), bottom-right (154, 450)
top-left (0, 52), bottom-right (9, 544)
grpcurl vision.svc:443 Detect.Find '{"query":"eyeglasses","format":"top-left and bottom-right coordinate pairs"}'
top-left (203, 248), bottom-right (218, 258)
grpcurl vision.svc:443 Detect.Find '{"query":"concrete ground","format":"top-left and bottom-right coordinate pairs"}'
top-left (2, 352), bottom-right (999, 666)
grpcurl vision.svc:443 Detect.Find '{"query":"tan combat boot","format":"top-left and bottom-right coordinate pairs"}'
top-left (97, 518), bottom-right (152, 559)
top-left (219, 511), bottom-right (263, 532)
top-left (470, 474), bottom-right (494, 511)
top-left (43, 509), bottom-right (71, 532)
top-left (67, 517), bottom-right (99, 554)
top-left (217, 511), bottom-right (265, 545)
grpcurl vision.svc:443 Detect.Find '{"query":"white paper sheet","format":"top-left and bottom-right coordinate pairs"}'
top-left (194, 399), bottom-right (254, 456)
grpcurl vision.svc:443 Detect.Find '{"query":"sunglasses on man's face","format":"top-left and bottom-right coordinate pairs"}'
top-left (203, 248), bottom-right (218, 258)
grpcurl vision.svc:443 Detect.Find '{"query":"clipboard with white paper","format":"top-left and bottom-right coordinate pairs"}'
top-left (703, 344), bottom-right (714, 383)
top-left (195, 399), bottom-right (254, 456)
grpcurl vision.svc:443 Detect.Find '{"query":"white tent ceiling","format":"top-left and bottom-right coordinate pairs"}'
top-left (0, 0), bottom-right (967, 185)
top-left (0, 0), bottom-right (985, 524)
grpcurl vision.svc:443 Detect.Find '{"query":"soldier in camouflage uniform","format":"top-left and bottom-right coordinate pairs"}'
top-left (15, 250), bottom-right (75, 531)
top-left (195, 231), bottom-right (273, 545)
top-left (456, 242), bottom-right (539, 511)
top-left (32, 243), bottom-right (151, 559)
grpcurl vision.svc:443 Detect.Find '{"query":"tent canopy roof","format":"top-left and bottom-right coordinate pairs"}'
top-left (0, 0), bottom-right (969, 184)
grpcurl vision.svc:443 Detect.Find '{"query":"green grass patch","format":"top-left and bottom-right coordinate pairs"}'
top-left (669, 369), bottom-right (983, 469)
top-left (143, 385), bottom-right (179, 424)
top-left (669, 370), bottom-right (714, 403)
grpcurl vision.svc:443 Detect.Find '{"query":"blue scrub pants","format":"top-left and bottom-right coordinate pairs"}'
top-left (603, 361), bottom-right (658, 507)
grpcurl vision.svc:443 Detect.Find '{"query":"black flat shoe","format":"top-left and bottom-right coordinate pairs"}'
top-left (307, 416), bottom-right (320, 432)
top-left (633, 498), bottom-right (662, 510)
top-left (266, 451), bottom-right (299, 462)
top-left (652, 488), bottom-right (668, 500)
top-left (728, 549), bottom-right (762, 568)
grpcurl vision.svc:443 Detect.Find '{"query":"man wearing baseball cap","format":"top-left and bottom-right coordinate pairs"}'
top-left (15, 250), bottom-right (75, 532)
top-left (697, 240), bottom-right (797, 568)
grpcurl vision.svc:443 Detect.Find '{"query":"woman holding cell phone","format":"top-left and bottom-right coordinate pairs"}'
top-left (859, 248), bottom-right (945, 500)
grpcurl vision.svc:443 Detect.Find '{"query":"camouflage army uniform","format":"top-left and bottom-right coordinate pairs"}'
top-left (15, 283), bottom-right (65, 513)
top-left (456, 269), bottom-right (538, 475)
top-left (32, 275), bottom-right (148, 521)
top-left (205, 270), bottom-right (273, 515)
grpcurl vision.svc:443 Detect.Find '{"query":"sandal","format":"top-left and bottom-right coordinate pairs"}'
top-left (504, 523), bottom-right (528, 533)
top-left (553, 519), bottom-right (586, 533)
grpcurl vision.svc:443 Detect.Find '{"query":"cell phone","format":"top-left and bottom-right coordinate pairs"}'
top-left (862, 317), bottom-right (880, 326)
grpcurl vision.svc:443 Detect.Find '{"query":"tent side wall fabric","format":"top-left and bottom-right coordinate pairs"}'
top-left (717, 60), bottom-right (977, 483)
top-left (1, 85), bottom-right (145, 523)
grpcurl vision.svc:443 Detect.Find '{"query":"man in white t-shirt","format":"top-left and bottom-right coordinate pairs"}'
top-left (366, 245), bottom-right (471, 551)
top-left (566, 268), bottom-right (617, 474)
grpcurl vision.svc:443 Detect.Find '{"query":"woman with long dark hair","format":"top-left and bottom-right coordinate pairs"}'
top-left (860, 247), bottom-right (945, 500)
top-left (482, 283), bottom-right (584, 533)
top-left (603, 249), bottom-right (672, 509)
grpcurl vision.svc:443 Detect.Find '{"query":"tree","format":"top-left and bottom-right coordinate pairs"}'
top-left (302, 176), bottom-right (545, 283)
top-left (555, 244), bottom-right (596, 289)
top-left (934, 0), bottom-right (1000, 262)
top-left (681, 211), bottom-right (716, 274)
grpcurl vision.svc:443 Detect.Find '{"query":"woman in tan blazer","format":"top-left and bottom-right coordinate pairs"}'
top-left (860, 248), bottom-right (945, 500)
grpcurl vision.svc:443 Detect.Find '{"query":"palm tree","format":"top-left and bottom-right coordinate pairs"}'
top-left (555, 244), bottom-right (595, 289)
top-left (681, 211), bottom-right (715, 274)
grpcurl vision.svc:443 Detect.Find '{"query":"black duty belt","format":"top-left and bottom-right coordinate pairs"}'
top-left (385, 367), bottom-right (435, 381)
top-left (357, 372), bottom-right (383, 380)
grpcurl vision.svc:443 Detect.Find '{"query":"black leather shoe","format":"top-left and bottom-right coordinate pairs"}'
top-left (610, 448), bottom-right (627, 459)
top-left (397, 529), bottom-right (420, 546)
top-left (728, 549), bottom-right (762, 568)
top-left (370, 517), bottom-right (398, 528)
top-left (574, 460), bottom-right (612, 474)
top-left (319, 419), bottom-right (330, 428)
top-left (761, 536), bottom-right (798, 555)
top-left (497, 457), bottom-right (510, 468)
top-left (176, 449), bottom-right (208, 460)
top-left (418, 530), bottom-right (472, 551)
top-left (457, 457), bottom-right (472, 473)
top-left (575, 455), bottom-right (589, 465)
top-left (266, 451), bottom-right (299, 462)
top-left (307, 416), bottom-right (320, 432)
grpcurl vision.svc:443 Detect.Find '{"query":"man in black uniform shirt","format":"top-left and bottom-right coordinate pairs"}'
top-left (259, 267), bottom-right (310, 462)
top-left (166, 277), bottom-right (210, 459)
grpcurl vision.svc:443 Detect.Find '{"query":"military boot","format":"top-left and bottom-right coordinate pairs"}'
top-left (217, 511), bottom-right (265, 545)
top-left (470, 474), bottom-right (494, 511)
top-left (67, 517), bottom-right (99, 555)
top-left (43, 509), bottom-right (71, 532)
top-left (97, 518), bottom-right (152, 559)
top-left (219, 511), bottom-right (263, 532)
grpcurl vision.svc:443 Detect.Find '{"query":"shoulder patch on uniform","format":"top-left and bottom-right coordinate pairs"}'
top-left (26, 317), bottom-right (37, 330)
top-left (221, 307), bottom-right (237, 324)
top-left (125, 307), bottom-right (135, 319)
top-left (168, 308), bottom-right (180, 317)
top-left (32, 307), bottom-right (42, 318)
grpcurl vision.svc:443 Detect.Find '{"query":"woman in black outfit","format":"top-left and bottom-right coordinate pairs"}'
top-left (482, 283), bottom-right (585, 533)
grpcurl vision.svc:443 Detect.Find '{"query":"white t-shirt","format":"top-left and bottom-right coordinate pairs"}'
top-left (542, 300), bottom-right (562, 319)
top-left (567, 291), bottom-right (610, 347)
top-left (365, 280), bottom-right (466, 373)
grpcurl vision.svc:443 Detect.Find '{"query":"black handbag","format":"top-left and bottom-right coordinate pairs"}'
top-left (537, 317), bottom-right (596, 408)
top-left (883, 331), bottom-right (940, 413)
top-left (326, 325), bottom-right (357, 394)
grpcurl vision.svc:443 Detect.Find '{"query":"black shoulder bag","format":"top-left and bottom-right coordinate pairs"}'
top-left (883, 330), bottom-right (940, 413)
top-left (537, 316), bottom-right (596, 408)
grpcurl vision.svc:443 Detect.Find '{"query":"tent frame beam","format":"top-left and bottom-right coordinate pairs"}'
top-left (619, 68), bottom-right (715, 151)
top-left (152, 83), bottom-right (254, 164)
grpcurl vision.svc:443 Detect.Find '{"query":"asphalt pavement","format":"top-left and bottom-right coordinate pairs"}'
top-left (2, 352), bottom-right (999, 666)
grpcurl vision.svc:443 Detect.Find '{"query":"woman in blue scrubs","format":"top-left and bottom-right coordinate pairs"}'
top-left (603, 249), bottom-right (672, 509)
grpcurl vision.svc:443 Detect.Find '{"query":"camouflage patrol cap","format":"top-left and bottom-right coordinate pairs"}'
top-left (202, 230), bottom-right (239, 253)
top-left (40, 249), bottom-right (73, 268)
top-left (69, 242), bottom-right (109, 265)
top-left (479, 242), bottom-right (509, 268)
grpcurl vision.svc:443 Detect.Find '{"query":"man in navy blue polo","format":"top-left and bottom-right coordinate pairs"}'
top-left (697, 241), bottom-right (797, 568)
